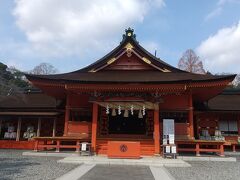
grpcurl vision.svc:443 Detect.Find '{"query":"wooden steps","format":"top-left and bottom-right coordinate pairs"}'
top-left (96, 139), bottom-right (155, 156)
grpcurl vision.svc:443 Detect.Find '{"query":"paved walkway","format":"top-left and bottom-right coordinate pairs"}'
top-left (56, 164), bottom-right (175, 180)
top-left (56, 164), bottom-right (95, 180)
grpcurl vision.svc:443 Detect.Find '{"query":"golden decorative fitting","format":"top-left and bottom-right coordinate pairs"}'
top-left (142, 57), bottom-right (151, 64)
top-left (126, 48), bottom-right (132, 57)
top-left (107, 57), bottom-right (116, 64)
top-left (161, 68), bottom-right (171, 72)
top-left (125, 43), bottom-right (134, 50)
top-left (89, 69), bottom-right (96, 73)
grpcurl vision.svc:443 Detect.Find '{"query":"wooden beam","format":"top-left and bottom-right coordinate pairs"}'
top-left (154, 109), bottom-right (160, 155)
top-left (37, 118), bottom-right (41, 137)
top-left (0, 112), bottom-right (59, 116)
top-left (52, 118), bottom-right (56, 137)
top-left (91, 103), bottom-right (98, 153)
top-left (16, 117), bottom-right (22, 141)
top-left (188, 91), bottom-right (194, 138)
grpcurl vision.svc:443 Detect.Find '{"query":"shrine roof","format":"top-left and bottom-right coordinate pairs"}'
top-left (25, 28), bottom-right (236, 84)
top-left (208, 94), bottom-right (240, 111)
top-left (0, 91), bottom-right (57, 109)
top-left (26, 70), bottom-right (235, 84)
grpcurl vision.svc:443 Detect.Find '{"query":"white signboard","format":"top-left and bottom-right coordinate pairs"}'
top-left (163, 119), bottom-right (175, 136)
top-left (169, 134), bottom-right (175, 144)
top-left (163, 119), bottom-right (175, 145)
top-left (171, 146), bottom-right (177, 153)
top-left (81, 143), bottom-right (87, 151)
top-left (166, 146), bottom-right (171, 153)
top-left (163, 138), bottom-right (167, 145)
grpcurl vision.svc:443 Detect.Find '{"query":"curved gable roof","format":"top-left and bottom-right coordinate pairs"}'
top-left (25, 28), bottom-right (236, 84)
top-left (78, 28), bottom-right (183, 73)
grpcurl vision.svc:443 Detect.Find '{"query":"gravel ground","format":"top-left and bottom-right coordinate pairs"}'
top-left (0, 149), bottom-right (78, 180)
top-left (1, 149), bottom-right (240, 180)
top-left (166, 161), bottom-right (240, 180)
top-left (79, 165), bottom-right (154, 180)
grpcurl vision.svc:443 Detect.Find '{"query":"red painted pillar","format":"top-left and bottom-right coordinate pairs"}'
top-left (188, 91), bottom-right (194, 138)
top-left (238, 114), bottom-right (240, 135)
top-left (91, 103), bottom-right (98, 153)
top-left (64, 94), bottom-right (70, 136)
top-left (154, 108), bottom-right (160, 155)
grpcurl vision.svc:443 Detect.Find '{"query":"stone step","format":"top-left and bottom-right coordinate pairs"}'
top-left (58, 156), bottom-right (191, 167)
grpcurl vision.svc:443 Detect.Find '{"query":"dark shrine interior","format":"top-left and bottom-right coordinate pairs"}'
top-left (108, 111), bottom-right (146, 134)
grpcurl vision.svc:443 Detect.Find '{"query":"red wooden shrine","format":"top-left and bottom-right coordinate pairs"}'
top-left (1, 28), bottom-right (239, 157)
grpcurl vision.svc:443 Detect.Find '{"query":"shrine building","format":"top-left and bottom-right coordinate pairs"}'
top-left (0, 28), bottom-right (239, 157)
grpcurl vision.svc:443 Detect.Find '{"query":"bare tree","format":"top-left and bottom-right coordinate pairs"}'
top-left (232, 74), bottom-right (240, 87)
top-left (30, 63), bottom-right (58, 75)
top-left (178, 49), bottom-right (205, 74)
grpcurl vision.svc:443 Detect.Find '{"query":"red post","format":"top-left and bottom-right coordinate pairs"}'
top-left (56, 140), bottom-right (60, 152)
top-left (188, 91), bottom-right (194, 138)
top-left (34, 140), bottom-right (39, 152)
top-left (220, 144), bottom-right (224, 156)
top-left (76, 140), bottom-right (80, 153)
top-left (238, 115), bottom-right (240, 135)
top-left (64, 94), bottom-right (70, 136)
top-left (232, 144), bottom-right (236, 152)
top-left (196, 143), bottom-right (200, 156)
top-left (91, 103), bottom-right (98, 154)
top-left (154, 108), bottom-right (160, 155)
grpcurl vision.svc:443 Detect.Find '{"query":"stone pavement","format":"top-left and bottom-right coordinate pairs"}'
top-left (58, 156), bottom-right (191, 167)
top-left (56, 164), bottom-right (175, 180)
top-left (79, 165), bottom-right (155, 180)
top-left (56, 164), bottom-right (95, 180)
top-left (23, 151), bottom-right (237, 162)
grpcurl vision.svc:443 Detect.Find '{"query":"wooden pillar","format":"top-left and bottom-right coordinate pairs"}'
top-left (52, 118), bottom-right (56, 137)
top-left (220, 144), bottom-right (224, 156)
top-left (0, 119), bottom-right (2, 136)
top-left (34, 140), bottom-right (39, 151)
top-left (188, 91), bottom-right (194, 138)
top-left (238, 114), bottom-right (240, 135)
top-left (232, 144), bottom-right (236, 152)
top-left (154, 108), bottom-right (160, 155)
top-left (76, 140), bottom-right (80, 153)
top-left (37, 118), bottom-right (41, 137)
top-left (91, 103), bottom-right (98, 153)
top-left (16, 117), bottom-right (22, 141)
top-left (56, 140), bottom-right (60, 152)
top-left (64, 94), bottom-right (70, 136)
top-left (196, 143), bottom-right (200, 156)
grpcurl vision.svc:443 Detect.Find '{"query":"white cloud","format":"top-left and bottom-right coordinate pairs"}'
top-left (13, 0), bottom-right (164, 58)
top-left (197, 22), bottom-right (240, 73)
top-left (205, 0), bottom-right (240, 21)
top-left (217, 0), bottom-right (240, 6)
top-left (205, 7), bottom-right (222, 21)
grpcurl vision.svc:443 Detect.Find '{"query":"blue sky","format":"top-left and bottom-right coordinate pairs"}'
top-left (0, 0), bottom-right (240, 73)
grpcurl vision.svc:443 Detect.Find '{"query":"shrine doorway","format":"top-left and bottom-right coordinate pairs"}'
top-left (108, 112), bottom-right (146, 135)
